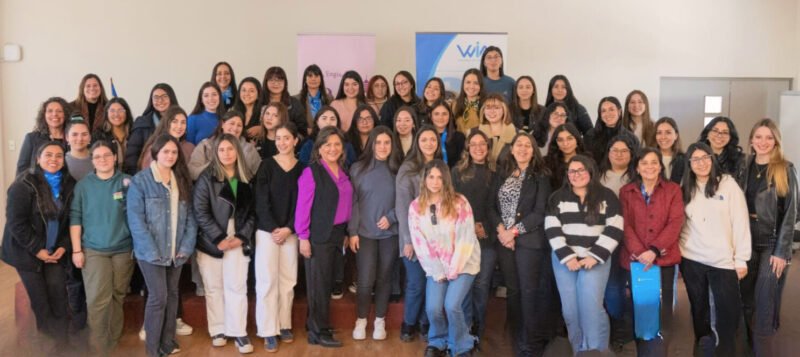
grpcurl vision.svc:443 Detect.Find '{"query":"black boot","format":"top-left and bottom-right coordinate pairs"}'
top-left (400, 322), bottom-right (416, 342)
top-left (424, 345), bottom-right (445, 357)
top-left (419, 323), bottom-right (430, 342)
top-left (307, 329), bottom-right (342, 348)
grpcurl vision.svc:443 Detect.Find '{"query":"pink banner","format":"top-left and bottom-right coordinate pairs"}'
top-left (297, 34), bottom-right (376, 96)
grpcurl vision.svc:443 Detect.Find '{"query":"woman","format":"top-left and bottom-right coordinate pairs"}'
top-left (2, 142), bottom-right (75, 347)
top-left (532, 102), bottom-right (570, 156)
top-left (430, 100), bottom-right (465, 168)
top-left (380, 71), bottom-right (420, 128)
top-left (489, 132), bottom-right (553, 355)
top-left (654, 117), bottom-right (685, 183)
top-left (544, 75), bottom-right (593, 135)
top-left (452, 69), bottom-right (486, 136)
top-left (348, 126), bottom-right (401, 341)
top-left (619, 147), bottom-right (684, 355)
top-left (330, 70), bottom-right (367, 132)
top-left (510, 75), bottom-right (544, 132)
top-left (393, 106), bottom-right (417, 158)
top-left (69, 141), bottom-right (134, 354)
top-left (599, 134), bottom-right (639, 196)
top-left (127, 134), bottom-right (197, 356)
top-left (262, 66), bottom-right (308, 136)
top-left (622, 90), bottom-right (656, 147)
top-left (679, 142), bottom-right (750, 357)
top-left (231, 77), bottom-right (264, 138)
top-left (346, 105), bottom-right (379, 159)
top-left (739, 119), bottom-right (797, 355)
top-left (93, 97), bottom-right (134, 172)
top-left (409, 160), bottom-right (480, 357)
top-left (366, 74), bottom-right (390, 115)
top-left (699, 116), bottom-right (746, 185)
top-left (70, 73), bottom-right (108, 132)
top-left (294, 126), bottom-right (353, 348)
top-left (475, 93), bottom-right (517, 165)
top-left (253, 102), bottom-right (290, 159)
top-left (139, 106), bottom-right (195, 171)
top-left (298, 106), bottom-right (357, 166)
top-left (126, 83), bottom-right (179, 174)
top-left (296, 64), bottom-right (333, 135)
top-left (396, 126), bottom-right (443, 342)
top-left (188, 110), bottom-right (262, 181)
top-left (416, 77), bottom-right (446, 126)
top-left (212, 62), bottom-right (237, 110)
top-left (545, 123), bottom-right (586, 190)
top-left (193, 134), bottom-right (256, 353)
top-left (254, 123), bottom-right (305, 352)
top-left (545, 155), bottom-right (623, 355)
top-left (584, 97), bottom-right (634, 164)
top-left (64, 119), bottom-right (94, 181)
top-left (452, 131), bottom-right (495, 342)
top-left (17, 97), bottom-right (69, 175)
top-left (186, 81), bottom-right (224, 145)
top-left (480, 46), bottom-right (515, 103)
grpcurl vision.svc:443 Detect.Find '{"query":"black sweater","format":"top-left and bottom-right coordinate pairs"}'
top-left (452, 164), bottom-right (496, 248)
top-left (125, 113), bottom-right (157, 174)
top-left (253, 156), bottom-right (305, 233)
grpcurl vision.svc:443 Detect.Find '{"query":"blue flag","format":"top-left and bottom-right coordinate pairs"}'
top-left (110, 77), bottom-right (118, 98)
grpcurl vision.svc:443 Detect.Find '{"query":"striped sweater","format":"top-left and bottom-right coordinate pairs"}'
top-left (545, 187), bottom-right (624, 264)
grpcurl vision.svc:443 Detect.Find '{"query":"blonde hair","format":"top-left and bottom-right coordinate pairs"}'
top-left (209, 134), bottom-right (250, 183)
top-left (417, 160), bottom-right (459, 219)
top-left (479, 93), bottom-right (512, 125)
top-left (748, 118), bottom-right (789, 196)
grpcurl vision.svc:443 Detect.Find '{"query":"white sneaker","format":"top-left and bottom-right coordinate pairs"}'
top-left (175, 318), bottom-right (193, 335)
top-left (139, 325), bottom-right (146, 341)
top-left (212, 333), bottom-right (227, 347)
top-left (373, 317), bottom-right (387, 340)
top-left (234, 337), bottom-right (254, 354)
top-left (348, 282), bottom-right (357, 294)
top-left (352, 318), bottom-right (367, 340)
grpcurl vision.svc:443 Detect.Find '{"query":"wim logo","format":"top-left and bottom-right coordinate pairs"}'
top-left (456, 41), bottom-right (488, 58)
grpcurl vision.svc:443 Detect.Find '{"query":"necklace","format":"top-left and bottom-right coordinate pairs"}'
top-left (756, 164), bottom-right (768, 178)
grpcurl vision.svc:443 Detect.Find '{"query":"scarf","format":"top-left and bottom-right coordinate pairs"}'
top-left (464, 98), bottom-right (479, 118)
top-left (43, 170), bottom-right (62, 199)
top-left (308, 91), bottom-right (322, 117)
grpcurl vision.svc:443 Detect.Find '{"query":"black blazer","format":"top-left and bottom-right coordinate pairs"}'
top-left (489, 170), bottom-right (551, 249)
top-left (193, 168), bottom-right (256, 258)
top-left (444, 130), bottom-right (466, 168)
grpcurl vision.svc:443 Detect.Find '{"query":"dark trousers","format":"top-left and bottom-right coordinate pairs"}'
top-left (606, 249), bottom-right (634, 345)
top-left (355, 235), bottom-right (399, 318)
top-left (17, 263), bottom-right (69, 341)
top-left (496, 245), bottom-right (523, 351)
top-left (65, 261), bottom-right (87, 332)
top-left (138, 260), bottom-right (182, 357)
top-left (680, 258), bottom-right (740, 356)
top-left (464, 244), bottom-right (497, 338)
top-left (517, 246), bottom-right (553, 356)
top-left (305, 224), bottom-right (345, 334)
top-left (626, 265), bottom-right (675, 357)
top-left (740, 247), bottom-right (788, 338)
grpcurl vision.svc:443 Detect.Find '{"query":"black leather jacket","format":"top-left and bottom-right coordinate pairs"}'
top-left (192, 168), bottom-right (256, 258)
top-left (741, 156), bottom-right (798, 260)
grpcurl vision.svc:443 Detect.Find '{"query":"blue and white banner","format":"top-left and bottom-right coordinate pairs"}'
top-left (415, 32), bottom-right (508, 97)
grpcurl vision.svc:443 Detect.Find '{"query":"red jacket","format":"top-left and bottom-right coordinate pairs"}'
top-left (619, 179), bottom-right (684, 269)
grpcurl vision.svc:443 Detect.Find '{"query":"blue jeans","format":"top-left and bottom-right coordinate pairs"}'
top-left (403, 257), bottom-right (429, 326)
top-left (426, 274), bottom-right (476, 355)
top-left (552, 252), bottom-right (611, 355)
top-left (463, 245), bottom-right (496, 337)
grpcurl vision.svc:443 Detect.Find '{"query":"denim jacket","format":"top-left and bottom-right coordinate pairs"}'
top-left (127, 167), bottom-right (197, 266)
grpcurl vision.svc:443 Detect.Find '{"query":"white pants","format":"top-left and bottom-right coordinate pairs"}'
top-left (196, 246), bottom-right (250, 337)
top-left (255, 230), bottom-right (298, 337)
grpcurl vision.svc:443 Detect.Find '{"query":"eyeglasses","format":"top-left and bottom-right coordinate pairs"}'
top-left (484, 105), bottom-right (502, 111)
top-left (551, 113), bottom-right (567, 119)
top-left (108, 109), bottom-right (126, 114)
top-left (152, 94), bottom-right (169, 102)
top-left (610, 148), bottom-right (630, 155)
top-left (689, 154), bottom-right (713, 164)
top-left (567, 168), bottom-right (587, 177)
top-left (429, 204), bottom-right (437, 225)
top-left (357, 116), bottom-right (373, 123)
top-left (709, 129), bottom-right (730, 137)
top-left (92, 153), bottom-right (114, 161)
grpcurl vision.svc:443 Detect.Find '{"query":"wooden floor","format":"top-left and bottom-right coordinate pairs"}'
top-left (1, 252), bottom-right (799, 356)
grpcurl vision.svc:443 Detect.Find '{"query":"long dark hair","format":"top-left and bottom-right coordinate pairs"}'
top-left (102, 97), bottom-right (134, 133)
top-left (600, 133), bottom-right (639, 182)
top-left (190, 81), bottom-right (225, 117)
top-left (310, 105), bottom-right (341, 139)
top-left (24, 141), bottom-right (74, 220)
top-left (148, 134), bottom-right (192, 202)
top-left (142, 83), bottom-right (178, 118)
top-left (622, 90), bottom-right (655, 147)
top-left (510, 75), bottom-right (543, 127)
top-left (33, 97), bottom-right (71, 135)
top-left (453, 68), bottom-right (486, 119)
top-left (454, 130), bottom-right (495, 183)
top-left (347, 105), bottom-right (379, 158)
top-left (479, 46), bottom-right (505, 77)
top-left (355, 126), bottom-right (401, 175)
top-left (73, 73), bottom-right (109, 132)
top-left (311, 126), bottom-right (346, 168)
top-left (632, 147), bottom-right (665, 184)
top-left (139, 106), bottom-right (188, 169)
top-left (563, 154), bottom-right (605, 225)
top-left (653, 116), bottom-right (683, 156)
top-left (498, 132), bottom-right (547, 179)
top-left (335, 70), bottom-right (366, 103)
top-left (262, 66), bottom-right (291, 106)
top-left (533, 101), bottom-right (570, 148)
top-left (366, 74), bottom-right (390, 102)
top-left (211, 61), bottom-right (237, 107)
top-left (210, 110), bottom-right (244, 139)
top-left (698, 116), bottom-right (744, 176)
top-left (544, 75), bottom-right (581, 116)
top-left (403, 125), bottom-right (443, 174)
top-left (298, 64), bottom-right (331, 110)
top-left (681, 142), bottom-right (722, 204)
top-left (231, 77), bottom-right (263, 128)
top-left (546, 123), bottom-right (586, 188)
top-left (430, 100), bottom-right (458, 145)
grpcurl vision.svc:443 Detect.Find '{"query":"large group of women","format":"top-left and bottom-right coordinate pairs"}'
top-left (2, 46), bottom-right (797, 357)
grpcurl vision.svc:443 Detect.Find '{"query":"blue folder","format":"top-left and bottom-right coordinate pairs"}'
top-left (630, 262), bottom-right (661, 340)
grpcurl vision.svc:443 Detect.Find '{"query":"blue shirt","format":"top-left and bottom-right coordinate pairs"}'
top-left (483, 75), bottom-right (516, 104)
top-left (186, 111), bottom-right (218, 145)
top-left (308, 91), bottom-right (322, 118)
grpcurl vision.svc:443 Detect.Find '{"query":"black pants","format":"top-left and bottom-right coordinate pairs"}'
top-left (516, 246), bottom-right (553, 356)
top-left (740, 247), bottom-right (788, 338)
top-left (305, 224), bottom-right (346, 334)
top-left (65, 260), bottom-right (87, 332)
top-left (496, 245), bottom-right (522, 348)
top-left (18, 263), bottom-right (70, 341)
top-left (625, 265), bottom-right (675, 356)
top-left (680, 258), bottom-right (740, 356)
top-left (356, 235), bottom-right (398, 318)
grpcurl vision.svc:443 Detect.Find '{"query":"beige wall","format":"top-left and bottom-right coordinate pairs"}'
top-left (0, 0), bottom-right (798, 193)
